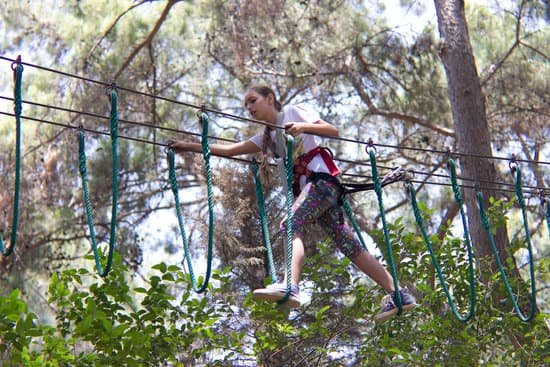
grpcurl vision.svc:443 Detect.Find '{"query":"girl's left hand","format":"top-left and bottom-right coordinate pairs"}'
top-left (279, 214), bottom-right (287, 230)
top-left (284, 122), bottom-right (304, 137)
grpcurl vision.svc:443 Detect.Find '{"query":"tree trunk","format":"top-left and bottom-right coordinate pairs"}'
top-left (433, 0), bottom-right (513, 277)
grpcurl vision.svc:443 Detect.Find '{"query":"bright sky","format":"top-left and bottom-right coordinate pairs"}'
top-left (382, 0), bottom-right (437, 36)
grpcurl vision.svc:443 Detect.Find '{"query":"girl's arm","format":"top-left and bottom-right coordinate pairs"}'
top-left (167, 139), bottom-right (261, 157)
top-left (284, 119), bottom-right (339, 138)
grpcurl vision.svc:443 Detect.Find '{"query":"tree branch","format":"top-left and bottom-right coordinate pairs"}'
top-left (114, 0), bottom-right (180, 80)
top-left (347, 72), bottom-right (455, 136)
top-left (84, 0), bottom-right (150, 68)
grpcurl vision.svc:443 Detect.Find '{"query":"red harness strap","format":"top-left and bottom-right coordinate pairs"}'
top-left (292, 146), bottom-right (340, 196)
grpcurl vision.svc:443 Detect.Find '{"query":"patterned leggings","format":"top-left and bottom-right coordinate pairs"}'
top-left (280, 177), bottom-right (366, 261)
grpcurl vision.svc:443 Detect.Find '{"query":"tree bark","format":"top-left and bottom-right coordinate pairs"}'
top-left (433, 0), bottom-right (513, 276)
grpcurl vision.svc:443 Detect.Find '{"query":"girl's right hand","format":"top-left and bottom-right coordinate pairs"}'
top-left (166, 140), bottom-right (189, 152)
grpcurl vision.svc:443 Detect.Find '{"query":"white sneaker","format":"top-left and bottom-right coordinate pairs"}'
top-left (374, 288), bottom-right (417, 323)
top-left (252, 283), bottom-right (301, 308)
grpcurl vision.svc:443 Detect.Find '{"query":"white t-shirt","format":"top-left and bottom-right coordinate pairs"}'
top-left (249, 105), bottom-right (335, 188)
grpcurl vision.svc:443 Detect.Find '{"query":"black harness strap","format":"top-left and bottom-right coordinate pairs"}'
top-left (308, 167), bottom-right (411, 205)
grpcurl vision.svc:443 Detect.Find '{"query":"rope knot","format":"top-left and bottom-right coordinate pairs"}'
top-left (365, 138), bottom-right (376, 154)
top-left (11, 55), bottom-right (23, 72)
top-left (509, 154), bottom-right (518, 174)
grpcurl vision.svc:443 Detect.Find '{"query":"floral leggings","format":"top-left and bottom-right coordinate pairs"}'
top-left (280, 176), bottom-right (366, 261)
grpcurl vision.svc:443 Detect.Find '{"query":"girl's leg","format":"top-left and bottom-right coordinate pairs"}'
top-left (253, 180), bottom-right (336, 307)
top-left (290, 237), bottom-right (305, 285)
top-left (352, 250), bottom-right (394, 293)
top-left (281, 180), bottom-right (338, 285)
top-left (318, 207), bottom-right (395, 292)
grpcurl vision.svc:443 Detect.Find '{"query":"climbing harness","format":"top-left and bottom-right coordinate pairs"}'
top-left (476, 159), bottom-right (538, 321)
top-left (406, 158), bottom-right (476, 322)
top-left (0, 56), bottom-right (23, 257)
top-left (292, 146), bottom-right (340, 196)
top-left (78, 86), bottom-right (119, 277)
top-left (338, 166), bottom-right (410, 205)
top-left (167, 110), bottom-right (214, 293)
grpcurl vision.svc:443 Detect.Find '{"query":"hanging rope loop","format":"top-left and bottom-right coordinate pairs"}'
top-left (275, 134), bottom-right (296, 305)
top-left (1, 56), bottom-right (23, 257)
top-left (77, 88), bottom-right (119, 277)
top-left (250, 135), bottom-right (296, 302)
top-left (542, 190), bottom-right (550, 236)
top-left (166, 111), bottom-right (215, 293)
top-left (477, 166), bottom-right (538, 321)
top-left (167, 146), bottom-right (210, 293)
top-left (405, 158), bottom-right (477, 322)
top-left (366, 145), bottom-right (403, 312)
top-left (251, 159), bottom-right (277, 283)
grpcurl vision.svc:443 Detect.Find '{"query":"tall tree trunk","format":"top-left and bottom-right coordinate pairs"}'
top-left (433, 0), bottom-right (514, 277)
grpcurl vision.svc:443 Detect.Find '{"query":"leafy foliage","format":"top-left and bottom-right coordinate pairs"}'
top-left (0, 233), bottom-right (548, 366)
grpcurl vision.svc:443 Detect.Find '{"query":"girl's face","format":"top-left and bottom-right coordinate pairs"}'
top-left (244, 90), bottom-right (276, 122)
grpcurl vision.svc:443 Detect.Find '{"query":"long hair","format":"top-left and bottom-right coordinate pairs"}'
top-left (247, 85), bottom-right (282, 183)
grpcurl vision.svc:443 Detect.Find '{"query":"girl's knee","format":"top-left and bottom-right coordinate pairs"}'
top-left (339, 242), bottom-right (365, 262)
top-left (280, 220), bottom-right (304, 238)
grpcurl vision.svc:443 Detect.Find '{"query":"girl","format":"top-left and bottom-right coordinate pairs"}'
top-left (168, 85), bottom-right (416, 322)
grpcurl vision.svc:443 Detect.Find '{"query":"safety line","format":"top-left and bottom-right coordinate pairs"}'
top-left (1, 97), bottom-right (547, 196)
top-left (2, 55), bottom-right (548, 166)
top-left (1, 110), bottom-right (547, 197)
top-left (0, 95), bottom-right (236, 144)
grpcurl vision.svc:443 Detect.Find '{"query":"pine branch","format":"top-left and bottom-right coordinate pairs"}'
top-left (114, 0), bottom-right (181, 80)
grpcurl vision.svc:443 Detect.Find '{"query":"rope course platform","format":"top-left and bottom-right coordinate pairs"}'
top-left (0, 55), bottom-right (547, 321)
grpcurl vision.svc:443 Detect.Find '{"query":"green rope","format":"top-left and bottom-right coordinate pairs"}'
top-left (340, 167), bottom-right (411, 253)
top-left (77, 88), bottom-right (119, 277)
top-left (368, 147), bottom-right (402, 312)
top-left (342, 198), bottom-right (369, 252)
top-left (544, 196), bottom-right (550, 238)
top-left (0, 60), bottom-right (23, 257)
top-left (406, 158), bottom-right (476, 321)
top-left (251, 161), bottom-right (277, 284)
top-left (476, 165), bottom-right (537, 321)
top-left (167, 111), bottom-right (214, 293)
top-left (277, 135), bottom-right (295, 305)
